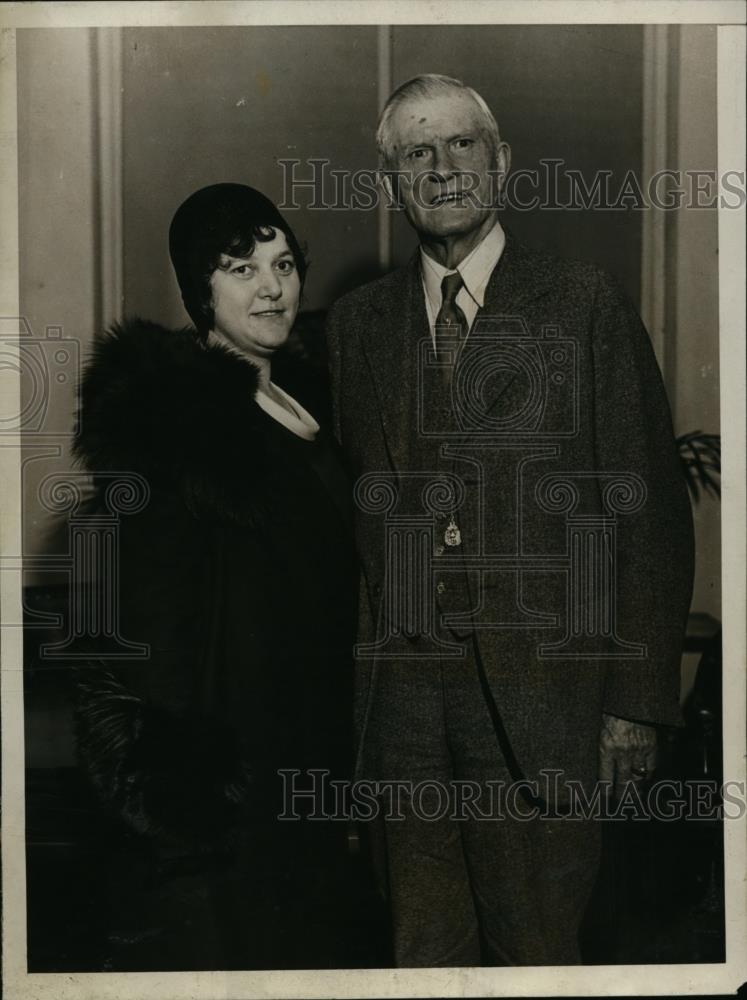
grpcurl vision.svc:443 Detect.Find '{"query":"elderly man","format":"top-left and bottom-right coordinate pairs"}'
top-left (326, 74), bottom-right (694, 967)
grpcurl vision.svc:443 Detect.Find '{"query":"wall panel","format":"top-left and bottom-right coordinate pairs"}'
top-left (122, 26), bottom-right (381, 322)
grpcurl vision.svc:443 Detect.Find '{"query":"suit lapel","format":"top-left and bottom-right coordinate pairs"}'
top-left (356, 252), bottom-right (426, 471)
top-left (461, 230), bottom-right (555, 419)
top-left (481, 229), bottom-right (552, 315)
top-left (356, 231), bottom-right (555, 465)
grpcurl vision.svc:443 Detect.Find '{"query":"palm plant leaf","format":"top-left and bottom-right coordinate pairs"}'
top-left (677, 430), bottom-right (721, 502)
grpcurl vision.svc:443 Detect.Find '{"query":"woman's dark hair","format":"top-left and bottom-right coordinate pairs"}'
top-left (168, 183), bottom-right (307, 336)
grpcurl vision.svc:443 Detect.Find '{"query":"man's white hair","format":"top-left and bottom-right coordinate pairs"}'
top-left (376, 73), bottom-right (502, 169)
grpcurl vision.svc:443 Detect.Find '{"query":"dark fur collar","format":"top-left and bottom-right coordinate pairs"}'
top-left (74, 318), bottom-right (283, 526)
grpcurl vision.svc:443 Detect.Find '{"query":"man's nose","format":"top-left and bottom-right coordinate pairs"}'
top-left (428, 145), bottom-right (457, 182)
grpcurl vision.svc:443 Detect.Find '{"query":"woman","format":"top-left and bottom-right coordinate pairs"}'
top-left (73, 184), bottom-right (360, 970)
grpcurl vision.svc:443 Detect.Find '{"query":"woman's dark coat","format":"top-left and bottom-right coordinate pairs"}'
top-left (73, 318), bottom-right (356, 851)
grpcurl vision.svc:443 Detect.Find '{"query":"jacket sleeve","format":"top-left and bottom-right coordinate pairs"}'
top-left (73, 494), bottom-right (254, 847)
top-left (591, 272), bottom-right (695, 726)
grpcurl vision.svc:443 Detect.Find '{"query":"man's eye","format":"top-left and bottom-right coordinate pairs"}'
top-left (453, 138), bottom-right (474, 150)
top-left (409, 149), bottom-right (428, 160)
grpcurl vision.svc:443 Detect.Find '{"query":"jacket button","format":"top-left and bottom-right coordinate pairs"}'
top-left (436, 581), bottom-right (446, 595)
top-left (435, 545), bottom-right (445, 556)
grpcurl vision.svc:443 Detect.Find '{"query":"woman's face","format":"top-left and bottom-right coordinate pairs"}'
top-left (209, 229), bottom-right (301, 360)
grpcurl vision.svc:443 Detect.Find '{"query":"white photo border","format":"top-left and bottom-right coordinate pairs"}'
top-left (1, 2), bottom-right (745, 998)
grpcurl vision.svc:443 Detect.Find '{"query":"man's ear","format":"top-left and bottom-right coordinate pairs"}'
top-left (493, 142), bottom-right (512, 203)
top-left (380, 170), bottom-right (402, 209)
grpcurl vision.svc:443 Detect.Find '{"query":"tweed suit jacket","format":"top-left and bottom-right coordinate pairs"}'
top-left (326, 232), bottom-right (695, 788)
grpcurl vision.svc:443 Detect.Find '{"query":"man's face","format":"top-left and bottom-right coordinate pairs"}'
top-left (385, 90), bottom-right (504, 241)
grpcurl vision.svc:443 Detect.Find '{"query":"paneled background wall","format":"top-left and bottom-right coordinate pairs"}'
top-left (120, 25), bottom-right (645, 323)
top-left (17, 29), bottom-right (98, 584)
top-left (17, 25), bottom-right (721, 652)
top-left (122, 26), bottom-right (381, 322)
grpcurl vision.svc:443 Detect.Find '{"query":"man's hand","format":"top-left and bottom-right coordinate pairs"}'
top-left (598, 713), bottom-right (657, 797)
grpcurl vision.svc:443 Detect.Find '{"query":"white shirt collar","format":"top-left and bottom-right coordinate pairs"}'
top-left (420, 218), bottom-right (506, 319)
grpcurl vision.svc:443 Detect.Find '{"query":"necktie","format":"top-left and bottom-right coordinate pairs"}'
top-left (434, 271), bottom-right (468, 386)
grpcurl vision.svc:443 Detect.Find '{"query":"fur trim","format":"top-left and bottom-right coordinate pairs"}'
top-left (75, 662), bottom-right (254, 847)
top-left (74, 318), bottom-right (283, 526)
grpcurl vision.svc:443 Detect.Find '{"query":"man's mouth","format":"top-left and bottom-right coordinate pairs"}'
top-left (430, 192), bottom-right (465, 207)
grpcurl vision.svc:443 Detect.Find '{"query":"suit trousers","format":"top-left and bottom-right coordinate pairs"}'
top-left (365, 635), bottom-right (602, 967)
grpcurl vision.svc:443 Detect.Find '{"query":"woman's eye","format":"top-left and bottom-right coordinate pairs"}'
top-left (231, 264), bottom-right (254, 277)
top-left (276, 259), bottom-right (296, 274)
